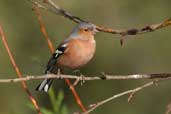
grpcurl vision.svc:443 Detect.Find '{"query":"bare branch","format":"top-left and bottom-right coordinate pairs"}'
top-left (0, 25), bottom-right (42, 114)
top-left (1, 72), bottom-right (170, 114)
top-left (43, 0), bottom-right (84, 23)
top-left (96, 18), bottom-right (171, 36)
top-left (30, 0), bottom-right (171, 36)
top-left (0, 73), bottom-right (171, 83)
top-left (32, 3), bottom-right (55, 53)
top-left (79, 79), bottom-right (166, 114)
top-left (165, 99), bottom-right (171, 114)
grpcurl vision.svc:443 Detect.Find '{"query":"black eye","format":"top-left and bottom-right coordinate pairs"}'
top-left (84, 28), bottom-right (89, 31)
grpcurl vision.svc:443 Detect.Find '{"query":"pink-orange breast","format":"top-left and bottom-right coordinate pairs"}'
top-left (57, 39), bottom-right (96, 69)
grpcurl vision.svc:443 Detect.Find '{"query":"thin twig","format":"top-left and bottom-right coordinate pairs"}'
top-left (79, 79), bottom-right (166, 114)
top-left (0, 73), bottom-right (171, 83)
top-left (44, 0), bottom-right (84, 23)
top-left (0, 25), bottom-right (42, 114)
top-left (127, 92), bottom-right (135, 102)
top-left (96, 18), bottom-right (171, 36)
top-left (32, 2), bottom-right (87, 112)
top-left (31, 0), bottom-right (171, 36)
top-left (165, 99), bottom-right (171, 114)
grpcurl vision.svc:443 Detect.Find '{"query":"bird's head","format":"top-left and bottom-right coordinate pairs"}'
top-left (77, 22), bottom-right (98, 35)
top-left (69, 22), bottom-right (98, 40)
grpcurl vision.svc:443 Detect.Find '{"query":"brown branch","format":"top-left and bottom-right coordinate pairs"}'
top-left (32, 3), bottom-right (87, 112)
top-left (43, 0), bottom-right (84, 23)
top-left (0, 25), bottom-right (42, 114)
top-left (65, 79), bottom-right (87, 112)
top-left (0, 73), bottom-right (170, 114)
top-left (31, 0), bottom-right (171, 36)
top-left (0, 73), bottom-right (171, 83)
top-left (96, 18), bottom-right (171, 36)
top-left (79, 79), bottom-right (166, 114)
top-left (33, 3), bottom-right (55, 53)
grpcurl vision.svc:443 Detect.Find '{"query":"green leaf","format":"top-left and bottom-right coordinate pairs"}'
top-left (48, 87), bottom-right (57, 112)
top-left (27, 102), bottom-right (54, 114)
top-left (48, 87), bottom-right (65, 113)
top-left (27, 87), bottom-right (68, 114)
top-left (61, 105), bottom-right (68, 114)
top-left (54, 90), bottom-right (64, 113)
top-left (41, 108), bottom-right (54, 114)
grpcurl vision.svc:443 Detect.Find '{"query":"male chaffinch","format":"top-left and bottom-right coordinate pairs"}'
top-left (36, 22), bottom-right (98, 92)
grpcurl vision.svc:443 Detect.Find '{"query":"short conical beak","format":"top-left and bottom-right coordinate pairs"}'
top-left (95, 28), bottom-right (99, 33)
top-left (92, 28), bottom-right (99, 35)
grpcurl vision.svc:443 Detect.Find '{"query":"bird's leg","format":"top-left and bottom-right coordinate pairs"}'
top-left (72, 69), bottom-right (85, 86)
top-left (57, 68), bottom-right (62, 80)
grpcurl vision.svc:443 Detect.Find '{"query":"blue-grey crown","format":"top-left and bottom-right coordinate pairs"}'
top-left (72, 22), bottom-right (97, 33)
top-left (64, 22), bottom-right (98, 42)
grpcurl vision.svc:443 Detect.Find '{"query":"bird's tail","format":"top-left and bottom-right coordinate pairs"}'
top-left (36, 55), bottom-right (59, 92)
top-left (36, 78), bottom-right (53, 92)
top-left (36, 66), bottom-right (58, 92)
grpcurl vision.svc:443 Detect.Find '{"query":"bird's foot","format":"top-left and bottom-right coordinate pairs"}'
top-left (73, 74), bottom-right (85, 86)
top-left (73, 70), bottom-right (85, 86)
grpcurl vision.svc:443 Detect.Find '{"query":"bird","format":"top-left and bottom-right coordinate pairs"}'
top-left (36, 22), bottom-right (98, 92)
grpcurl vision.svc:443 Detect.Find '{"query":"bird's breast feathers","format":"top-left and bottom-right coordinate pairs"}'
top-left (57, 39), bottom-right (96, 69)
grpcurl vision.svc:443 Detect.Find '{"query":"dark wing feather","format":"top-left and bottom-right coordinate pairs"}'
top-left (45, 44), bottom-right (67, 74)
top-left (36, 43), bottom-right (67, 92)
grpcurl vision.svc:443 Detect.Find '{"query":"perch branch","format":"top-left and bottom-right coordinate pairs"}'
top-left (0, 73), bottom-right (171, 83)
top-left (0, 73), bottom-right (171, 114)
top-left (0, 25), bottom-right (42, 114)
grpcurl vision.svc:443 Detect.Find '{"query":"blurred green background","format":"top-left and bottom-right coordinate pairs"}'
top-left (0, 0), bottom-right (171, 114)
